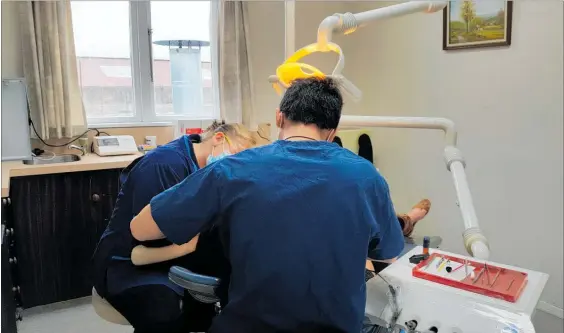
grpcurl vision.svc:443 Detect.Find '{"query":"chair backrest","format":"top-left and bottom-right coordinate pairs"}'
top-left (168, 266), bottom-right (221, 304)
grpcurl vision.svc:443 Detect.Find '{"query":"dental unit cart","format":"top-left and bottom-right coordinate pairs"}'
top-left (365, 247), bottom-right (548, 333)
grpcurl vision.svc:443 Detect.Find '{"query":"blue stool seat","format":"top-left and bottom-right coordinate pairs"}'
top-left (169, 266), bottom-right (221, 304)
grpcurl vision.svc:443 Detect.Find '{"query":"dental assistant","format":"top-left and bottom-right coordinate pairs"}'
top-left (131, 77), bottom-right (405, 333)
top-left (92, 121), bottom-right (256, 333)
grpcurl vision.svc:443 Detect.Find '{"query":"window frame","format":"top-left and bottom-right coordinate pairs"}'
top-left (81, 1), bottom-right (220, 128)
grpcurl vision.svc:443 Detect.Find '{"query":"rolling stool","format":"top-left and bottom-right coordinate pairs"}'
top-left (91, 287), bottom-right (131, 326)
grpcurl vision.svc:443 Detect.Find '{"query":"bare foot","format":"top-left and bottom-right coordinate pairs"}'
top-left (407, 207), bottom-right (428, 224)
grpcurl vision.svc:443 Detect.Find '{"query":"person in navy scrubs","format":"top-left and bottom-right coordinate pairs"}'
top-left (92, 121), bottom-right (257, 333)
top-left (130, 77), bottom-right (405, 333)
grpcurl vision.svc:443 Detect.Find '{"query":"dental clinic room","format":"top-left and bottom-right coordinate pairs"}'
top-left (0, 0), bottom-right (563, 332)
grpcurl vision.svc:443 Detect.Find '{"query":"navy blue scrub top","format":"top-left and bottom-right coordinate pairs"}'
top-left (150, 140), bottom-right (404, 333)
top-left (92, 135), bottom-right (201, 297)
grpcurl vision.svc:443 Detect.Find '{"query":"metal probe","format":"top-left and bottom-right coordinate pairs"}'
top-left (490, 269), bottom-right (502, 287)
top-left (472, 269), bottom-right (484, 285)
top-left (507, 279), bottom-right (515, 291)
top-left (484, 263), bottom-right (491, 285)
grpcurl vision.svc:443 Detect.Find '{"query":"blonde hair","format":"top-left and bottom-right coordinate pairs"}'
top-left (201, 120), bottom-right (257, 149)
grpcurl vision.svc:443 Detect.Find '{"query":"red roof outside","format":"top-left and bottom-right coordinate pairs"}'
top-left (77, 57), bottom-right (212, 88)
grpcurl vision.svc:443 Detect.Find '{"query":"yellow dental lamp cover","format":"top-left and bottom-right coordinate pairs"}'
top-left (272, 42), bottom-right (343, 95)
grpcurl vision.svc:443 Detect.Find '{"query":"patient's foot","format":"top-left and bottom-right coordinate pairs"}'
top-left (399, 199), bottom-right (431, 237)
top-left (407, 199), bottom-right (431, 223)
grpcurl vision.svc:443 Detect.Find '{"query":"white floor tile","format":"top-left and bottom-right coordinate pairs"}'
top-left (18, 298), bottom-right (132, 333)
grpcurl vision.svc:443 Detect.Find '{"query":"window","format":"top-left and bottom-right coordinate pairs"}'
top-left (71, 1), bottom-right (218, 126)
top-left (72, 1), bottom-right (135, 121)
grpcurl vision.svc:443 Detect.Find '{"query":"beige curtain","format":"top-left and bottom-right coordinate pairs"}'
top-left (216, 1), bottom-right (256, 129)
top-left (19, 0), bottom-right (87, 140)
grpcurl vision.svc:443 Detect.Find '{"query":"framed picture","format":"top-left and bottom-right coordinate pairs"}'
top-left (443, 1), bottom-right (513, 50)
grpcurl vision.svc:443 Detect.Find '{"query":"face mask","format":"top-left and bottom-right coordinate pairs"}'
top-left (206, 137), bottom-right (232, 165)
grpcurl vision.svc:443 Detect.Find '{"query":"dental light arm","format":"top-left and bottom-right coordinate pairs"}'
top-left (340, 116), bottom-right (490, 260)
top-left (317, 1), bottom-right (447, 49)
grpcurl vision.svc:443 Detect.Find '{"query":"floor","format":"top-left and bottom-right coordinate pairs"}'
top-left (17, 298), bottom-right (564, 333)
top-left (18, 298), bottom-right (131, 333)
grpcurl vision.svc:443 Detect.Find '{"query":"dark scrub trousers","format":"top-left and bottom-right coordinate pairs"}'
top-left (92, 135), bottom-right (220, 333)
top-left (149, 140), bottom-right (405, 333)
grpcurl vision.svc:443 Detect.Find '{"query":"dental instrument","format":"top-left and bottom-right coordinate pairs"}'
top-left (491, 269), bottom-right (502, 288)
top-left (507, 279), bottom-right (515, 291)
top-left (450, 262), bottom-right (465, 274)
top-left (472, 268), bottom-right (485, 285)
top-left (484, 263), bottom-right (491, 285)
top-left (437, 259), bottom-right (448, 273)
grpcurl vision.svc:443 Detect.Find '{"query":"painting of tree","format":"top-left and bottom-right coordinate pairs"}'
top-left (443, 1), bottom-right (513, 50)
top-left (496, 8), bottom-right (506, 25)
top-left (460, 1), bottom-right (476, 33)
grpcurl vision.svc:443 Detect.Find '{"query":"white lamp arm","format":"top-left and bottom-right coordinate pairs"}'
top-left (340, 115), bottom-right (491, 259)
top-left (317, 1), bottom-right (448, 49)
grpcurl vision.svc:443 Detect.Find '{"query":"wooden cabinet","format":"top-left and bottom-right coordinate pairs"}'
top-left (10, 169), bottom-right (121, 308)
top-left (2, 223), bottom-right (18, 333)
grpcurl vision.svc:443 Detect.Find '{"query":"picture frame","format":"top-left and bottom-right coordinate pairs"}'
top-left (443, 1), bottom-right (513, 51)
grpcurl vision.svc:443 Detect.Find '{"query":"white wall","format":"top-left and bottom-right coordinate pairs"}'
top-left (245, 1), bottom-right (284, 132)
top-left (341, 0), bottom-right (563, 316)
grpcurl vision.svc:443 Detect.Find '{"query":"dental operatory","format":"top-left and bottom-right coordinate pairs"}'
top-left (1, 0), bottom-right (563, 333)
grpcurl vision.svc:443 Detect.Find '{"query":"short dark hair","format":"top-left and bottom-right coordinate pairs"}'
top-left (279, 77), bottom-right (343, 130)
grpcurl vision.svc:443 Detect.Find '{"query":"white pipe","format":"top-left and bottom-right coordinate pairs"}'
top-left (339, 115), bottom-right (490, 259)
top-left (354, 1), bottom-right (446, 27)
top-left (339, 115), bottom-right (457, 146)
top-left (449, 161), bottom-right (490, 259)
top-left (449, 162), bottom-right (479, 233)
top-left (285, 0), bottom-right (296, 58)
top-left (317, 15), bottom-right (340, 51)
top-left (317, 1), bottom-right (447, 48)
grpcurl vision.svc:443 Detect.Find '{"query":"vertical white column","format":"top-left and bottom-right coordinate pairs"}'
top-left (284, 0), bottom-right (296, 58)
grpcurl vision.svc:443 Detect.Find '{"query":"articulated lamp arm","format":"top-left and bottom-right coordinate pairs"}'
top-left (340, 116), bottom-right (491, 260)
top-left (317, 1), bottom-right (448, 50)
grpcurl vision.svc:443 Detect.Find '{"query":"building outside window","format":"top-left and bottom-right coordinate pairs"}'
top-left (71, 1), bottom-right (217, 126)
